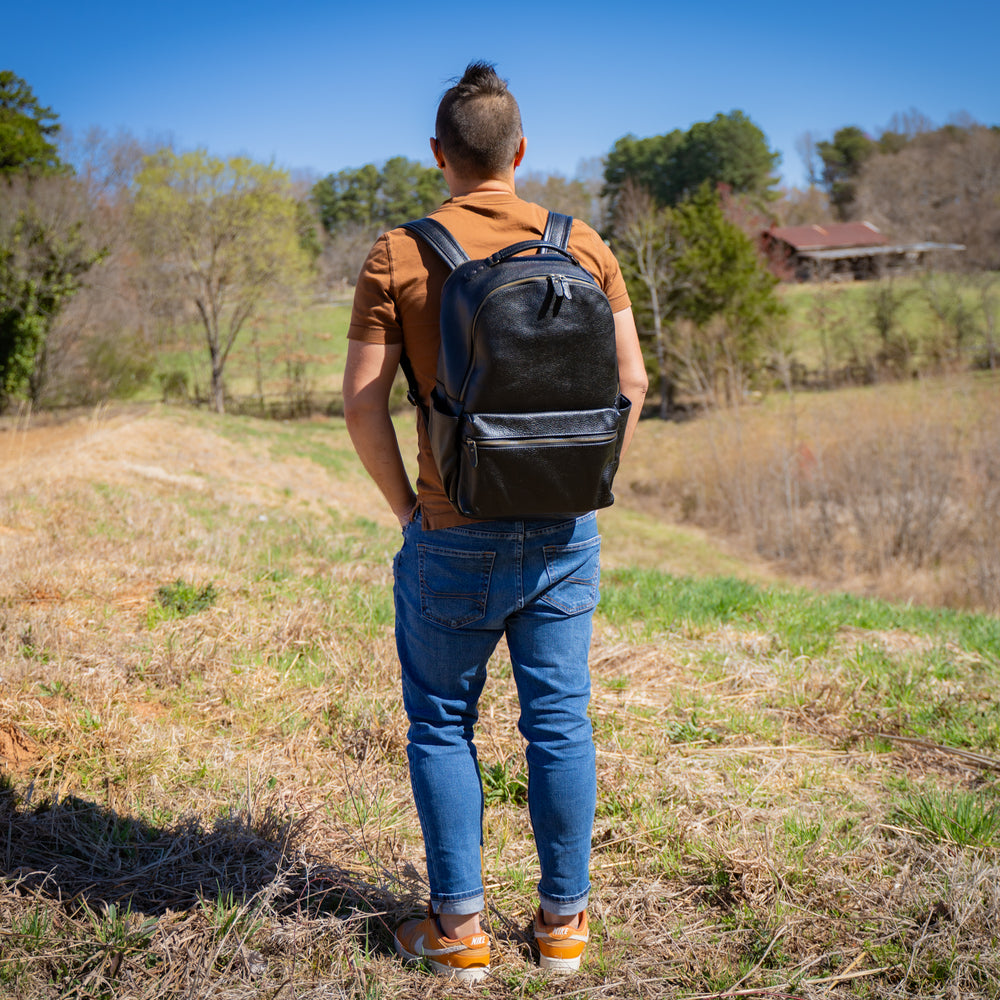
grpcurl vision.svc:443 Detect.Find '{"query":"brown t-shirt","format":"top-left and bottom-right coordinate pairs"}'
top-left (348, 191), bottom-right (631, 529)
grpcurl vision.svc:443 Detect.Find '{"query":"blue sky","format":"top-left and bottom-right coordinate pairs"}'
top-left (5, 0), bottom-right (999, 189)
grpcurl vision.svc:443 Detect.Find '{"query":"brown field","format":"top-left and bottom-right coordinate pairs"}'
top-left (2, 401), bottom-right (999, 998)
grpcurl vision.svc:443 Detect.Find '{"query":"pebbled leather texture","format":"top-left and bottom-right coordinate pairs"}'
top-left (404, 214), bottom-right (629, 519)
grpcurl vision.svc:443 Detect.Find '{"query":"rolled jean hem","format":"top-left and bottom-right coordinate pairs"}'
top-left (431, 893), bottom-right (486, 916)
top-left (538, 891), bottom-right (590, 917)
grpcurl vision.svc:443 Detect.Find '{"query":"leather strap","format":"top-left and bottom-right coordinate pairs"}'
top-left (401, 218), bottom-right (470, 270)
top-left (541, 211), bottom-right (573, 250)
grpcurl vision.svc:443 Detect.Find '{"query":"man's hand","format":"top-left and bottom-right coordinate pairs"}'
top-left (343, 340), bottom-right (418, 524)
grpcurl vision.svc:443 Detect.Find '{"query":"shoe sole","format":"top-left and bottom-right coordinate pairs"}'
top-left (539, 952), bottom-right (583, 973)
top-left (395, 935), bottom-right (490, 982)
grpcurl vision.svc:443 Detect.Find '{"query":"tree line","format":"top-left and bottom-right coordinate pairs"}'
top-left (2, 70), bottom-right (997, 419)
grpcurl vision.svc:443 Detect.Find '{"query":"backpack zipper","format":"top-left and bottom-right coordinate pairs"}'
top-left (460, 274), bottom-right (596, 401)
top-left (467, 431), bottom-right (617, 468)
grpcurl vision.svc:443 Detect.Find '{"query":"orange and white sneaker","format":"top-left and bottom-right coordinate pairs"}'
top-left (394, 907), bottom-right (490, 981)
top-left (533, 908), bottom-right (589, 972)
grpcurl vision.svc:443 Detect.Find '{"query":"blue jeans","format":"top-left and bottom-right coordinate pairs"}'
top-left (394, 510), bottom-right (599, 918)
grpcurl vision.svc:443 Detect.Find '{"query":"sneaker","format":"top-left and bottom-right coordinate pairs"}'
top-left (533, 908), bottom-right (589, 972)
top-left (394, 907), bottom-right (490, 981)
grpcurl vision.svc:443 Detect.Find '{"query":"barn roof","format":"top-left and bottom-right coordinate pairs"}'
top-left (765, 222), bottom-right (889, 250)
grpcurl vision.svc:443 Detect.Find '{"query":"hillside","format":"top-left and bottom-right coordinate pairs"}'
top-left (2, 405), bottom-right (999, 998)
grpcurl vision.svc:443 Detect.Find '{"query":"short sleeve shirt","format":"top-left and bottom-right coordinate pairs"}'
top-left (348, 191), bottom-right (631, 529)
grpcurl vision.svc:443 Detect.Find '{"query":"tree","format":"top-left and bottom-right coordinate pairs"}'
top-left (670, 111), bottom-right (780, 208)
top-left (0, 73), bottom-right (106, 409)
top-left (612, 182), bottom-right (782, 415)
top-left (312, 157), bottom-right (447, 237)
top-left (516, 171), bottom-right (601, 227)
top-left (38, 128), bottom-right (158, 408)
top-left (815, 126), bottom-right (876, 219)
top-left (853, 123), bottom-right (1000, 270)
top-left (603, 130), bottom-right (684, 216)
top-left (0, 174), bottom-right (106, 406)
top-left (671, 185), bottom-right (783, 406)
top-left (312, 157), bottom-right (447, 285)
top-left (604, 111), bottom-right (779, 222)
top-left (612, 181), bottom-right (687, 417)
top-left (133, 149), bottom-right (310, 414)
top-left (795, 130), bottom-right (822, 188)
top-left (0, 70), bottom-right (65, 177)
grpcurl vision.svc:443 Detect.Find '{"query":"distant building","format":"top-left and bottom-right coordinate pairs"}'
top-left (761, 222), bottom-right (964, 281)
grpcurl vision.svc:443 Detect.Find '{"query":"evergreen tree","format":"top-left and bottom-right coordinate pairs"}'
top-left (312, 157), bottom-right (447, 237)
top-left (816, 126), bottom-right (876, 219)
top-left (604, 111), bottom-right (779, 222)
top-left (613, 182), bottom-right (782, 414)
top-left (0, 70), bottom-right (65, 177)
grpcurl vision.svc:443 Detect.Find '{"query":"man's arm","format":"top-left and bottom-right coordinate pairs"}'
top-left (342, 339), bottom-right (417, 528)
top-left (613, 307), bottom-right (648, 453)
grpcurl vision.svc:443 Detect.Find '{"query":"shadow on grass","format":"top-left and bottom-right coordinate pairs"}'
top-left (0, 774), bottom-right (412, 957)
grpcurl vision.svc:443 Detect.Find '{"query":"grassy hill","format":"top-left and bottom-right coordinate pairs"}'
top-left (2, 405), bottom-right (999, 998)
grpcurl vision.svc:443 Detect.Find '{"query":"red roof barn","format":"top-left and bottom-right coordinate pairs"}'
top-left (761, 222), bottom-right (962, 280)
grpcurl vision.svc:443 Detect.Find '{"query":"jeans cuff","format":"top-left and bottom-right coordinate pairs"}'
top-left (431, 892), bottom-right (485, 915)
top-left (538, 889), bottom-right (590, 917)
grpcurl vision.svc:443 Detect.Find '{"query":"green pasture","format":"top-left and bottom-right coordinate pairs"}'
top-left (153, 301), bottom-right (353, 408)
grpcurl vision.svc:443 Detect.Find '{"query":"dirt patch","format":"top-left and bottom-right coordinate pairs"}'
top-left (0, 723), bottom-right (41, 773)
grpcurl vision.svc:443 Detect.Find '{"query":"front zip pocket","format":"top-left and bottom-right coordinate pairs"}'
top-left (466, 431), bottom-right (617, 469)
top-left (453, 406), bottom-right (627, 519)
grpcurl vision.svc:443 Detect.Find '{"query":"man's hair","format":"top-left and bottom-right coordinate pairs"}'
top-left (435, 62), bottom-right (523, 178)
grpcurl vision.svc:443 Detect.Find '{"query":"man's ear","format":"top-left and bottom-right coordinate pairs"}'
top-left (430, 137), bottom-right (445, 169)
top-left (513, 136), bottom-right (527, 169)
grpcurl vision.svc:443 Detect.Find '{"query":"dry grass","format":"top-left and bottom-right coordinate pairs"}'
top-left (621, 375), bottom-right (1000, 613)
top-left (2, 403), bottom-right (1000, 998)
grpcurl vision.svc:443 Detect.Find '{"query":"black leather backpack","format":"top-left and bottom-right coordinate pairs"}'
top-left (400, 211), bottom-right (631, 520)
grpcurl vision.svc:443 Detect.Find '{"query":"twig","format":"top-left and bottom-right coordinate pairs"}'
top-left (868, 732), bottom-right (1000, 772)
top-left (728, 923), bottom-right (788, 992)
top-left (806, 965), bottom-right (893, 986)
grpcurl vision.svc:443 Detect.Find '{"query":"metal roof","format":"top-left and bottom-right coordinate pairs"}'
top-left (797, 241), bottom-right (965, 261)
top-left (765, 222), bottom-right (889, 250)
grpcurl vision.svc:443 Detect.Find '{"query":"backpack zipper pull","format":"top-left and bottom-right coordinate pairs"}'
top-left (467, 439), bottom-right (479, 467)
top-left (548, 275), bottom-right (573, 304)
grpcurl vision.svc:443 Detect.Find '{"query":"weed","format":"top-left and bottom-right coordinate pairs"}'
top-left (148, 578), bottom-right (218, 626)
top-left (481, 759), bottom-right (528, 807)
top-left (893, 789), bottom-right (1000, 848)
top-left (663, 713), bottom-right (722, 744)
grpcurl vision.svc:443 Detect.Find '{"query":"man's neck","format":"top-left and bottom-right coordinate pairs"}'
top-left (447, 176), bottom-right (516, 198)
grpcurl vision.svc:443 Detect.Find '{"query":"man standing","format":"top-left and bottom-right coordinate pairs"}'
top-left (342, 62), bottom-right (647, 980)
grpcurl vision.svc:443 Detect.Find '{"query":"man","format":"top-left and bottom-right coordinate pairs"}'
top-left (342, 62), bottom-right (647, 980)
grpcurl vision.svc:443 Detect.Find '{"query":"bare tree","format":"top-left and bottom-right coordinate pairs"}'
top-left (794, 131), bottom-right (821, 188)
top-left (516, 171), bottom-right (599, 227)
top-left (854, 125), bottom-right (1000, 270)
top-left (612, 181), bottom-right (687, 417)
top-left (37, 128), bottom-right (160, 406)
top-left (133, 150), bottom-right (310, 413)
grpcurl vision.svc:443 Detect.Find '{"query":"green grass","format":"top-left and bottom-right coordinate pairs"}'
top-left (776, 274), bottom-right (987, 375)
top-left (152, 302), bottom-right (353, 406)
top-left (893, 789), bottom-right (1000, 848)
top-left (599, 568), bottom-right (1000, 662)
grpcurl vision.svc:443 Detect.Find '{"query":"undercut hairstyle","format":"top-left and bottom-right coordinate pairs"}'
top-left (435, 62), bottom-right (523, 178)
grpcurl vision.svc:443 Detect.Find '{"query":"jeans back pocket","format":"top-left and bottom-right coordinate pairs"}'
top-left (540, 536), bottom-right (601, 615)
top-left (417, 543), bottom-right (496, 629)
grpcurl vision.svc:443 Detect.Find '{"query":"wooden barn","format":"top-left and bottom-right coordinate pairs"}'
top-left (761, 222), bottom-right (963, 281)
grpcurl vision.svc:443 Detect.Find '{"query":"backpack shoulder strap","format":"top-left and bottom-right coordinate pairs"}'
top-left (541, 211), bottom-right (573, 250)
top-left (397, 217), bottom-right (470, 419)
top-left (401, 217), bottom-right (470, 270)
